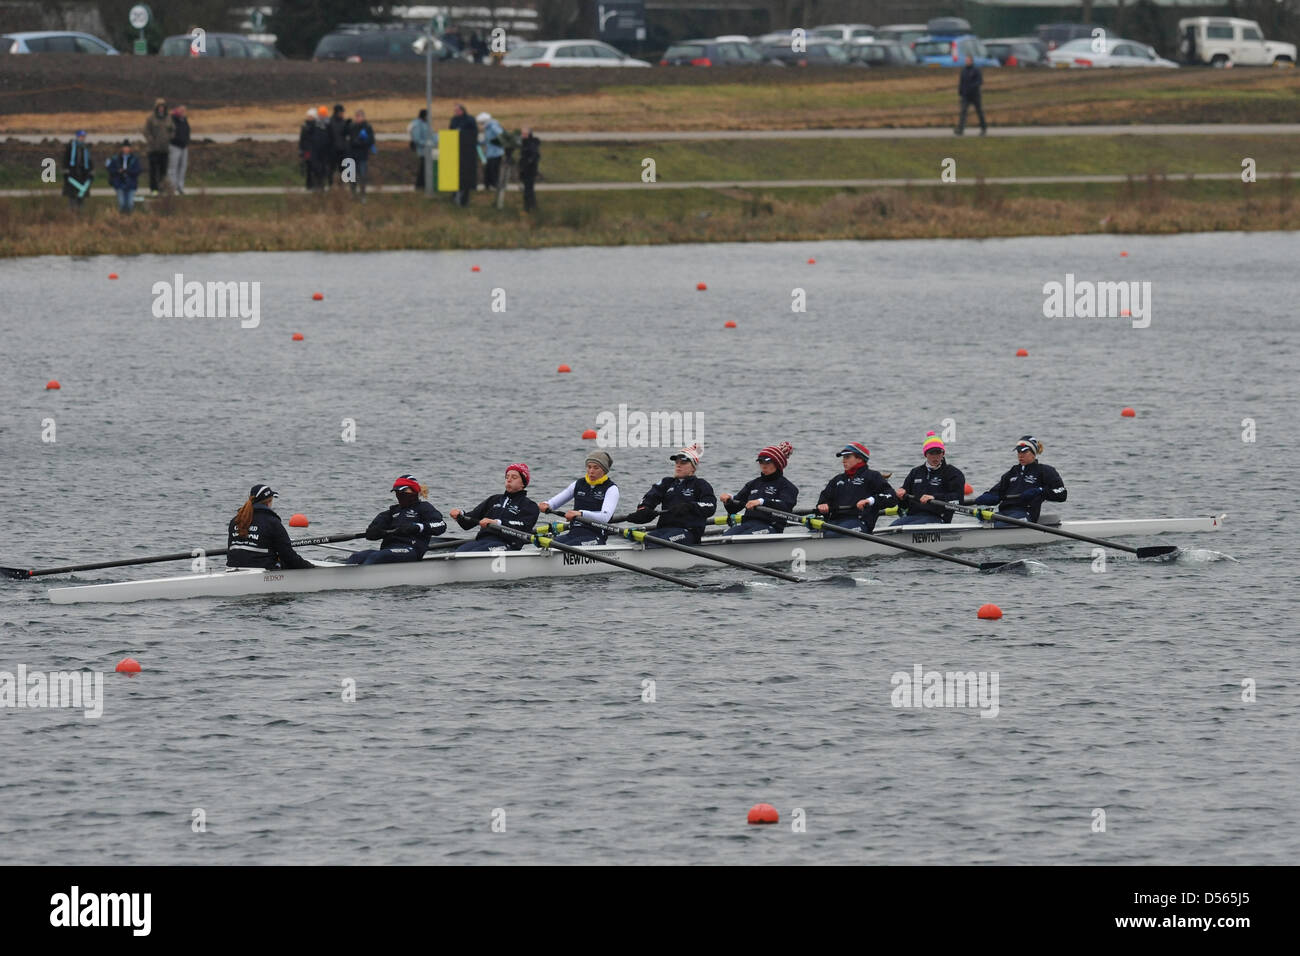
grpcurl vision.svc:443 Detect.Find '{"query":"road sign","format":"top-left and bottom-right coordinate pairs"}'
top-left (128, 4), bottom-right (150, 30)
top-left (596, 1), bottom-right (645, 44)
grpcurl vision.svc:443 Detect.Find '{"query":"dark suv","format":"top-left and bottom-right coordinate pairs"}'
top-left (159, 33), bottom-right (281, 57)
top-left (313, 26), bottom-right (450, 62)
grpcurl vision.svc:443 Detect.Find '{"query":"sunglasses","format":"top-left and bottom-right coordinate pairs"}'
top-left (756, 456), bottom-right (774, 463)
top-left (924, 449), bottom-right (944, 456)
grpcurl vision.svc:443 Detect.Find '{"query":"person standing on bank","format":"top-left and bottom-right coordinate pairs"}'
top-left (227, 484), bottom-right (316, 570)
top-left (348, 108), bottom-right (376, 201)
top-left (409, 108), bottom-right (432, 191)
top-left (63, 130), bottom-right (93, 210)
top-left (168, 104), bottom-right (191, 194)
top-left (892, 431), bottom-right (966, 525)
top-left (538, 451), bottom-right (619, 545)
top-left (720, 441), bottom-right (798, 535)
top-left (346, 475), bottom-right (447, 565)
top-left (955, 55), bottom-right (987, 136)
top-left (449, 104), bottom-right (478, 206)
top-left (105, 140), bottom-right (142, 214)
top-left (142, 98), bottom-right (173, 196)
top-left (518, 127), bottom-right (540, 213)
top-left (477, 111), bottom-right (504, 191)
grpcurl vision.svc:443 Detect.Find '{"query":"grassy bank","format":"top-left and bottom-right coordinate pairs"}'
top-left (1, 178), bottom-right (1292, 257)
top-left (3, 134), bottom-right (1295, 190)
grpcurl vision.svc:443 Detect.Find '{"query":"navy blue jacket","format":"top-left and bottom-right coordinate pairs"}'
top-left (454, 490), bottom-right (539, 550)
top-left (973, 461), bottom-right (1067, 521)
top-left (106, 151), bottom-right (142, 191)
top-left (818, 465), bottom-right (895, 518)
top-left (170, 115), bottom-right (190, 148)
top-left (636, 475), bottom-right (717, 531)
top-left (226, 503), bottom-right (314, 570)
top-left (724, 473), bottom-right (799, 530)
top-left (365, 500), bottom-right (447, 555)
top-left (959, 64), bottom-right (983, 98)
top-left (899, 461), bottom-right (966, 523)
top-left (349, 121), bottom-right (377, 161)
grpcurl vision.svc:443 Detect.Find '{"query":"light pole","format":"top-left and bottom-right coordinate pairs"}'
top-left (413, 27), bottom-right (443, 197)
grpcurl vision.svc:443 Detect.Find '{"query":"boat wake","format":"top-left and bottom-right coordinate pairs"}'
top-left (1175, 548), bottom-right (1237, 564)
top-left (820, 574), bottom-right (883, 587)
top-left (990, 559), bottom-right (1053, 575)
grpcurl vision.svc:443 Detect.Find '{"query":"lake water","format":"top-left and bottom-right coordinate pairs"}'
top-left (0, 233), bottom-right (1295, 864)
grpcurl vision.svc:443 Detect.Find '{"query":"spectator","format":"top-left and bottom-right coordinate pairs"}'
top-left (409, 108), bottom-right (432, 190)
top-left (142, 98), bottom-right (172, 196)
top-left (298, 108), bottom-right (317, 190)
top-left (309, 106), bottom-right (331, 191)
top-left (449, 104), bottom-right (478, 206)
top-left (168, 104), bottom-right (191, 194)
top-left (63, 130), bottom-right (93, 210)
top-left (327, 103), bottom-right (350, 188)
top-left (349, 108), bottom-right (376, 201)
top-left (105, 139), bottom-right (142, 214)
top-left (955, 55), bottom-right (987, 137)
top-left (518, 126), bottom-right (540, 213)
top-left (478, 111), bottom-right (504, 190)
top-left (470, 32), bottom-right (488, 64)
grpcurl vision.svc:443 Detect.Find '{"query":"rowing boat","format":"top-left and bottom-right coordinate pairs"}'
top-left (45, 513), bottom-right (1225, 604)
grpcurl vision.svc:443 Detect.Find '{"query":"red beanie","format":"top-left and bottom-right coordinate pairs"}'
top-left (757, 441), bottom-right (793, 470)
top-left (506, 463), bottom-right (529, 486)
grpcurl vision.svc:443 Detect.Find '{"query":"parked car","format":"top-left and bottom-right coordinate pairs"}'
top-left (313, 26), bottom-right (448, 62)
top-left (810, 24), bottom-right (876, 43)
top-left (160, 33), bottom-right (281, 58)
top-left (660, 39), bottom-right (776, 66)
top-left (875, 24), bottom-right (928, 48)
top-left (1, 31), bottom-right (118, 54)
top-left (847, 38), bottom-right (919, 66)
top-left (753, 30), bottom-right (797, 47)
top-left (762, 39), bottom-right (856, 66)
top-left (1035, 22), bottom-right (1095, 51)
top-left (1177, 17), bottom-right (1296, 67)
top-left (1047, 37), bottom-right (1179, 68)
top-left (504, 40), bottom-right (650, 67)
top-left (984, 37), bottom-right (1048, 67)
top-left (914, 35), bottom-right (999, 68)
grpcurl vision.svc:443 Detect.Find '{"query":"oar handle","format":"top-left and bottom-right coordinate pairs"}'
top-left (491, 524), bottom-right (700, 589)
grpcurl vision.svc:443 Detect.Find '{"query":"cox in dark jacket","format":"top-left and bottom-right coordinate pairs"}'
top-left (226, 485), bottom-right (315, 570)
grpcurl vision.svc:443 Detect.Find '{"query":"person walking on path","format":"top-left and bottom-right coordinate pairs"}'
top-left (450, 104), bottom-right (478, 206)
top-left (409, 108), bottom-right (432, 190)
top-left (62, 130), bottom-right (93, 210)
top-left (168, 105), bottom-right (191, 193)
top-left (955, 55), bottom-right (987, 136)
top-left (348, 108), bottom-right (376, 201)
top-left (518, 127), bottom-right (540, 213)
top-left (142, 98), bottom-right (172, 195)
top-left (105, 139), bottom-right (142, 214)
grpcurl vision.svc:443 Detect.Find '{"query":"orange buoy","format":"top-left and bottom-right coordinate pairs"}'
top-left (289, 513), bottom-right (309, 527)
top-left (696, 282), bottom-right (707, 291)
top-left (472, 265), bottom-right (481, 272)
top-left (807, 258), bottom-right (816, 264)
top-left (582, 428), bottom-right (597, 440)
top-left (1120, 251), bottom-right (1128, 257)
top-left (292, 332), bottom-right (304, 341)
top-left (115, 658), bottom-right (141, 674)
top-left (45, 380), bottom-right (61, 390)
top-left (1121, 407), bottom-right (1136, 418)
top-left (977, 603), bottom-right (1003, 620)
top-left (1015, 348), bottom-right (1029, 357)
top-left (724, 320), bottom-right (737, 328)
top-left (311, 292), bottom-right (323, 300)
top-left (557, 364), bottom-right (571, 373)
top-left (108, 273), bottom-right (119, 280)
top-left (747, 803), bottom-right (779, 825)
top-left (964, 483), bottom-right (974, 496)
top-left (1120, 309), bottom-right (1130, 317)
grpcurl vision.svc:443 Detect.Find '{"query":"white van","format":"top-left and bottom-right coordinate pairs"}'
top-left (1177, 17), bottom-right (1295, 67)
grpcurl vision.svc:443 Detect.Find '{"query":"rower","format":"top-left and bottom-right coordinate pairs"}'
top-left (449, 463), bottom-right (540, 552)
top-left (537, 451), bottom-right (619, 545)
top-left (226, 484), bottom-right (315, 570)
top-left (971, 435), bottom-right (1067, 524)
top-left (346, 475), bottom-right (447, 565)
top-left (719, 441), bottom-right (798, 535)
top-left (627, 442), bottom-right (717, 545)
top-left (815, 441), bottom-right (895, 534)
top-left (891, 432), bottom-right (965, 525)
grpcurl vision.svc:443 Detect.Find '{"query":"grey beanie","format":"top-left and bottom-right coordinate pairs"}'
top-left (585, 450), bottom-right (613, 474)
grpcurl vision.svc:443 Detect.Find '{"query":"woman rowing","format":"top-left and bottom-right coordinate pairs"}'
top-left (449, 463), bottom-right (540, 552)
top-left (226, 484), bottom-right (316, 570)
top-left (719, 441), bottom-right (798, 535)
top-left (971, 435), bottom-right (1067, 524)
top-left (537, 451), bottom-right (619, 545)
top-left (346, 475), bottom-right (447, 565)
top-left (891, 432), bottom-right (966, 525)
top-left (627, 442), bottom-right (717, 545)
top-left (815, 441), bottom-right (895, 534)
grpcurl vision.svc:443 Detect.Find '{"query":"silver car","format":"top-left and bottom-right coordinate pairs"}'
top-left (2, 31), bottom-right (119, 54)
top-left (1047, 37), bottom-right (1179, 68)
top-left (504, 40), bottom-right (650, 67)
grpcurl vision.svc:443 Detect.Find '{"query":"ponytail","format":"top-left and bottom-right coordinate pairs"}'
top-left (419, 483), bottom-right (429, 499)
top-left (234, 496), bottom-right (256, 536)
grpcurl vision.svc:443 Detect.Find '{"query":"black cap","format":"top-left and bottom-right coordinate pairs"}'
top-left (249, 484), bottom-right (277, 502)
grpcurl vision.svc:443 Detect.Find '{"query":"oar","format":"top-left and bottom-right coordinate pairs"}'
top-left (490, 524), bottom-right (700, 589)
top-left (1, 531), bottom-right (369, 580)
top-left (571, 517), bottom-right (804, 583)
top-left (754, 506), bottom-right (1012, 572)
top-left (937, 500), bottom-right (1179, 559)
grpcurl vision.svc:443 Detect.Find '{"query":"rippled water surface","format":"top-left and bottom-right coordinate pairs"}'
top-left (1, 233), bottom-right (1296, 864)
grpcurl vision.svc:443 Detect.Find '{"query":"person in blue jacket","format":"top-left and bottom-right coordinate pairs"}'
top-left (971, 435), bottom-right (1066, 524)
top-left (63, 130), bottom-right (93, 209)
top-left (628, 443), bottom-right (717, 545)
top-left (816, 441), bottom-right (896, 534)
top-left (720, 441), bottom-right (798, 535)
top-left (346, 475), bottom-right (447, 565)
top-left (477, 111), bottom-right (504, 190)
top-left (892, 431), bottom-right (966, 525)
top-left (227, 484), bottom-right (315, 570)
top-left (450, 464), bottom-right (540, 551)
top-left (347, 108), bottom-right (377, 201)
top-left (105, 140), bottom-right (142, 214)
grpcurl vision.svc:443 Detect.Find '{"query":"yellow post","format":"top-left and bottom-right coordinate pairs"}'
top-left (437, 130), bottom-right (458, 191)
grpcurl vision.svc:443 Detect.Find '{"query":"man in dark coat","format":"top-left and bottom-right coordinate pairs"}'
top-left (298, 108), bottom-right (317, 190)
top-left (63, 130), bottom-right (93, 209)
top-left (327, 103), bottom-right (350, 188)
top-left (348, 108), bottom-right (376, 201)
top-left (449, 104), bottom-right (478, 206)
top-left (308, 107), bottom-right (331, 191)
top-left (955, 55), bottom-right (987, 136)
top-left (142, 98), bottom-right (172, 195)
top-left (518, 127), bottom-right (540, 213)
top-left (105, 139), bottom-right (142, 214)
